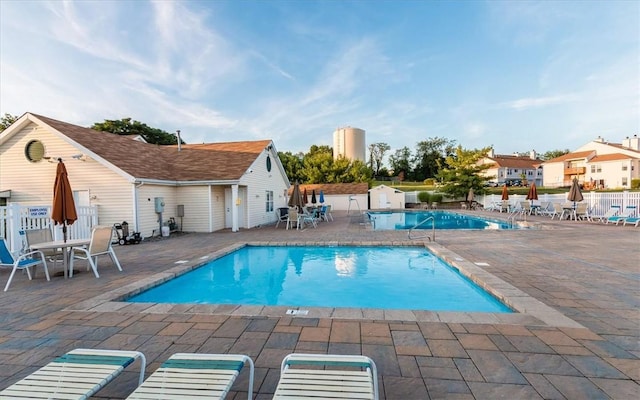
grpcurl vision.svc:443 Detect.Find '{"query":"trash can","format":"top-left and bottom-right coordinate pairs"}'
top-left (161, 226), bottom-right (170, 237)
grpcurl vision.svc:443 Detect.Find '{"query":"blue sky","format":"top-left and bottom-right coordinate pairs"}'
top-left (1, 0), bottom-right (638, 157)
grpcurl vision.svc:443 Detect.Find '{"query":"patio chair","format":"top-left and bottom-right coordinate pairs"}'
top-left (300, 207), bottom-right (318, 229)
top-left (273, 353), bottom-right (379, 400)
top-left (275, 207), bottom-right (289, 228)
top-left (591, 205), bottom-right (620, 223)
top-left (324, 204), bottom-right (334, 221)
top-left (286, 208), bottom-right (299, 230)
top-left (126, 353), bottom-right (254, 400)
top-left (69, 225), bottom-right (122, 278)
top-left (549, 203), bottom-right (564, 220)
top-left (25, 227), bottom-right (64, 269)
top-left (500, 200), bottom-right (510, 213)
top-left (0, 238), bottom-right (49, 292)
top-left (609, 205), bottom-right (637, 225)
top-left (0, 348), bottom-right (146, 399)
top-left (537, 201), bottom-right (553, 216)
top-left (574, 202), bottom-right (590, 221)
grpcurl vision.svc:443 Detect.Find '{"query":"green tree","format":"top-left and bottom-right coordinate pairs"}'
top-left (91, 118), bottom-right (181, 145)
top-left (388, 146), bottom-right (413, 180)
top-left (436, 145), bottom-right (493, 199)
top-left (0, 113), bottom-right (19, 132)
top-left (541, 149), bottom-right (570, 160)
top-left (413, 137), bottom-right (456, 181)
top-left (278, 151), bottom-right (305, 183)
top-left (368, 142), bottom-right (390, 176)
top-left (301, 148), bottom-right (334, 183)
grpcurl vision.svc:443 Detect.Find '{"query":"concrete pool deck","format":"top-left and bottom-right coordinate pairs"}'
top-left (0, 209), bottom-right (638, 399)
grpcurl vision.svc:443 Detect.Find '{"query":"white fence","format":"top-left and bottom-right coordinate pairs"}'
top-left (0, 204), bottom-right (98, 253)
top-left (405, 190), bottom-right (640, 216)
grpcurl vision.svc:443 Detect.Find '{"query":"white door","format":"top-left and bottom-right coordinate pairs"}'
top-left (379, 192), bottom-right (388, 208)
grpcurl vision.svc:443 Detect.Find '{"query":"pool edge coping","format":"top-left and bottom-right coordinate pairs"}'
top-left (65, 241), bottom-right (585, 329)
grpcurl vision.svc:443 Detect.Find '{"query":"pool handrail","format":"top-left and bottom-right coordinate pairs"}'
top-left (408, 216), bottom-right (435, 242)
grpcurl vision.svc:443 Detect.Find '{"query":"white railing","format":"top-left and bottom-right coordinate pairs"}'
top-left (0, 204), bottom-right (98, 253)
top-left (404, 190), bottom-right (640, 216)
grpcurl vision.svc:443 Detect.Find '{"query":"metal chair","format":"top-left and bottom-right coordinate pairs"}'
top-left (69, 226), bottom-right (122, 278)
top-left (0, 238), bottom-right (49, 291)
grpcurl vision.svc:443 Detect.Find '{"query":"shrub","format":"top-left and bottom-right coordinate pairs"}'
top-left (417, 191), bottom-right (431, 203)
top-left (631, 179), bottom-right (640, 190)
top-left (430, 193), bottom-right (443, 203)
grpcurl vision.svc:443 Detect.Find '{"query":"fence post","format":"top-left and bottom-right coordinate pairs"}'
top-left (8, 204), bottom-right (23, 253)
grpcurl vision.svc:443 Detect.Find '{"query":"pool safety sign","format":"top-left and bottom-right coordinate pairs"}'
top-left (286, 309), bottom-right (309, 316)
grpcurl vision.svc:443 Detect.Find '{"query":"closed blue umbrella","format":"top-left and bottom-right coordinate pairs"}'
top-left (319, 190), bottom-right (325, 204)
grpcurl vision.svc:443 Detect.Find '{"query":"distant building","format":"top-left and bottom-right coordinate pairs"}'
top-left (333, 127), bottom-right (366, 162)
top-left (479, 149), bottom-right (543, 186)
top-left (542, 135), bottom-right (640, 189)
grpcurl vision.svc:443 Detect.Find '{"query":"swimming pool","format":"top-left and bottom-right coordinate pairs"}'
top-left (127, 246), bottom-right (512, 313)
top-left (368, 210), bottom-right (513, 230)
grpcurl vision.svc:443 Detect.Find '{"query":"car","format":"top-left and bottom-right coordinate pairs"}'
top-left (483, 181), bottom-right (499, 187)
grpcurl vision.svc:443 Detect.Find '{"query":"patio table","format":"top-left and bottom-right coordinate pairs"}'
top-left (30, 239), bottom-right (90, 279)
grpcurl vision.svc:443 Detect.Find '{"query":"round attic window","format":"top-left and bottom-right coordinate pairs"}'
top-left (266, 155), bottom-right (272, 172)
top-left (24, 140), bottom-right (45, 162)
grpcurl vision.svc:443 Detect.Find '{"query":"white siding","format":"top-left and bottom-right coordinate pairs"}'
top-left (0, 123), bottom-right (134, 226)
top-left (176, 186), bottom-right (211, 232)
top-left (239, 150), bottom-right (289, 228)
top-left (136, 185), bottom-right (177, 237)
top-left (211, 186), bottom-right (226, 231)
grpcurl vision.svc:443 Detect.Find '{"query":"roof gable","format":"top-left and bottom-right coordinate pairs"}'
top-left (11, 113), bottom-right (271, 182)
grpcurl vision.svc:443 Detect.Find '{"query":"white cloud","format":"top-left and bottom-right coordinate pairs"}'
top-left (503, 94), bottom-right (579, 111)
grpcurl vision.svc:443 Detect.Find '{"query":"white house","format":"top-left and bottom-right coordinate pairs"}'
top-left (0, 113), bottom-right (291, 237)
top-left (293, 183), bottom-right (370, 212)
top-left (479, 149), bottom-right (543, 186)
top-left (368, 184), bottom-right (404, 209)
top-left (542, 135), bottom-right (640, 189)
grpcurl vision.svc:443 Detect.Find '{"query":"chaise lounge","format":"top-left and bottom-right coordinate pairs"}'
top-left (273, 353), bottom-right (378, 399)
top-left (0, 348), bottom-right (146, 399)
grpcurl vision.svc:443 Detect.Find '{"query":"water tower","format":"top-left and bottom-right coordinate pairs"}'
top-left (333, 127), bottom-right (366, 162)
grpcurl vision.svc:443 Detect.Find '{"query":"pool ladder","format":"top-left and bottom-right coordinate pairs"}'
top-left (408, 216), bottom-right (435, 242)
top-left (507, 209), bottom-right (527, 227)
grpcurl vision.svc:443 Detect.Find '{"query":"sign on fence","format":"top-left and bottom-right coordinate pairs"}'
top-left (28, 207), bottom-right (49, 217)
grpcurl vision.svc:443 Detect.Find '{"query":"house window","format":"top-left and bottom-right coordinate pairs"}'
top-left (591, 165), bottom-right (596, 173)
top-left (24, 140), bottom-right (45, 162)
top-left (622, 164), bottom-right (628, 171)
top-left (265, 190), bottom-right (274, 212)
top-left (622, 177), bottom-right (628, 186)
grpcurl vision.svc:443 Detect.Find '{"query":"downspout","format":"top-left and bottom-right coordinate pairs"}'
top-left (133, 182), bottom-right (144, 233)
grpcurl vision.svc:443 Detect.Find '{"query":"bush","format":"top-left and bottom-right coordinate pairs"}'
top-left (417, 191), bottom-right (431, 203)
top-left (430, 193), bottom-right (443, 203)
top-left (631, 179), bottom-right (640, 190)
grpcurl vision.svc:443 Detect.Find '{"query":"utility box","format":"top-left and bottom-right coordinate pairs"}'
top-left (154, 197), bottom-right (165, 213)
top-left (177, 204), bottom-right (184, 217)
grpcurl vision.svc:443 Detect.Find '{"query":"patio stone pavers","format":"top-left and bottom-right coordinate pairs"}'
top-left (0, 209), bottom-right (638, 399)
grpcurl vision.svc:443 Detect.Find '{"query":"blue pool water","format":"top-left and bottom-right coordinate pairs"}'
top-left (368, 211), bottom-right (513, 230)
top-left (127, 246), bottom-right (512, 313)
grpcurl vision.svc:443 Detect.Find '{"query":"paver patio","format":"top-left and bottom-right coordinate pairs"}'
top-left (0, 210), bottom-right (638, 399)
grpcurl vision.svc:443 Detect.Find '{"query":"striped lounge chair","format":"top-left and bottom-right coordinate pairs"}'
top-left (0, 348), bottom-right (146, 399)
top-left (273, 353), bottom-right (379, 400)
top-left (126, 353), bottom-right (254, 399)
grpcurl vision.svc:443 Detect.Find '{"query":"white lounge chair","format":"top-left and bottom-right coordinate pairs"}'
top-left (609, 205), bottom-right (637, 225)
top-left (622, 216), bottom-right (640, 227)
top-left (69, 226), bottom-right (122, 278)
top-left (0, 348), bottom-right (146, 399)
top-left (274, 353), bottom-right (379, 400)
top-left (127, 353), bottom-right (254, 400)
top-left (592, 205), bottom-right (621, 223)
top-left (0, 238), bottom-right (49, 292)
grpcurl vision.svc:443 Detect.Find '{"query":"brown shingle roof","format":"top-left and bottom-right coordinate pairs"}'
top-left (290, 183), bottom-right (369, 195)
top-left (545, 151), bottom-right (594, 163)
top-left (590, 153), bottom-right (639, 162)
top-left (32, 114), bottom-right (270, 182)
top-left (486, 155), bottom-right (540, 169)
